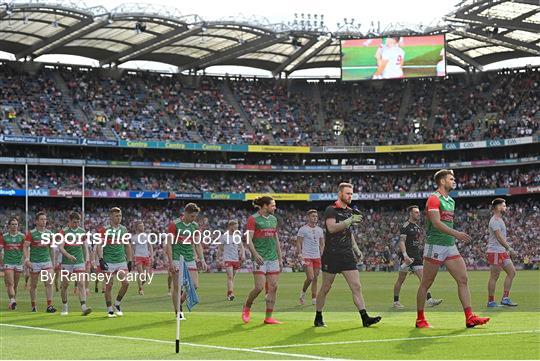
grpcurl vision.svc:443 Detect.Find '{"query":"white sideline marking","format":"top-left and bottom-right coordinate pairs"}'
top-left (0, 323), bottom-right (337, 360)
top-left (253, 329), bottom-right (540, 350)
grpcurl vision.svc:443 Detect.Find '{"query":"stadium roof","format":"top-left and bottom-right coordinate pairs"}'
top-left (0, 0), bottom-right (538, 74)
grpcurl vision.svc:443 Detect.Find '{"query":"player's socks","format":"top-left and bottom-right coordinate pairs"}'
top-left (264, 309), bottom-right (282, 323)
top-left (503, 290), bottom-right (510, 298)
top-left (426, 292), bottom-right (432, 300)
top-left (242, 305), bottom-right (251, 323)
top-left (107, 305), bottom-right (116, 317)
top-left (299, 291), bottom-right (305, 305)
top-left (488, 295), bottom-right (495, 302)
top-left (31, 301), bottom-right (37, 312)
top-left (47, 299), bottom-right (52, 307)
top-left (394, 295), bottom-right (399, 302)
top-left (61, 303), bottom-right (68, 316)
top-left (114, 300), bottom-right (123, 316)
top-left (360, 309), bottom-right (381, 327)
top-left (415, 309), bottom-right (431, 328)
top-left (311, 298), bottom-right (317, 305)
top-left (314, 311), bottom-right (325, 327)
top-left (464, 307), bottom-right (473, 319)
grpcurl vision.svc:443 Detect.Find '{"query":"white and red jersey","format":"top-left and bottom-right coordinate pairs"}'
top-left (132, 233), bottom-right (150, 257)
top-left (381, 46), bottom-right (405, 79)
top-left (297, 224), bottom-right (324, 259)
top-left (220, 232), bottom-right (240, 262)
top-left (487, 215), bottom-right (508, 253)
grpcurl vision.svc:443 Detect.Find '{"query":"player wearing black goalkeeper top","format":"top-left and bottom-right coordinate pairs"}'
top-left (392, 205), bottom-right (443, 308)
top-left (314, 182), bottom-right (381, 328)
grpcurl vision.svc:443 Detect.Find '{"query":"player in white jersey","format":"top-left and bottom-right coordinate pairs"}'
top-left (296, 210), bottom-right (325, 305)
top-left (486, 198), bottom-right (518, 307)
top-left (217, 220), bottom-right (245, 301)
top-left (132, 221), bottom-right (153, 295)
top-left (373, 37), bottom-right (405, 79)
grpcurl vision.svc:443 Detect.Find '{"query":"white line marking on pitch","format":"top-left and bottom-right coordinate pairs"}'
top-left (253, 329), bottom-right (540, 350)
top-left (0, 323), bottom-right (341, 360)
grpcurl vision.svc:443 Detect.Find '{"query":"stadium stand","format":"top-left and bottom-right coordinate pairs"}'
top-left (2, 65), bottom-right (538, 146)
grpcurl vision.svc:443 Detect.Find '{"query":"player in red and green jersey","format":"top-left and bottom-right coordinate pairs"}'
top-left (242, 195), bottom-right (283, 325)
top-left (95, 207), bottom-right (132, 318)
top-left (22, 211), bottom-right (56, 313)
top-left (1, 217), bottom-right (25, 310)
top-left (166, 203), bottom-right (207, 316)
top-left (416, 169), bottom-right (490, 329)
top-left (58, 211), bottom-right (92, 316)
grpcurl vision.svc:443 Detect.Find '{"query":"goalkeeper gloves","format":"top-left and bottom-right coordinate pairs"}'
top-left (343, 214), bottom-right (363, 227)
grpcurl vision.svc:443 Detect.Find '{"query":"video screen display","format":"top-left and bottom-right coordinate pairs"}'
top-left (341, 35), bottom-right (446, 81)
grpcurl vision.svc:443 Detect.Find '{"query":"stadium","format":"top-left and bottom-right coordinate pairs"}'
top-left (0, 0), bottom-right (539, 359)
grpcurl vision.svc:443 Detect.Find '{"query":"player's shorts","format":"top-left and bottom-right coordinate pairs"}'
top-left (62, 263), bottom-right (86, 273)
top-left (101, 262), bottom-right (128, 274)
top-left (321, 252), bottom-right (357, 274)
top-left (134, 256), bottom-right (151, 267)
top-left (30, 261), bottom-right (53, 273)
top-left (487, 252), bottom-right (511, 267)
top-left (224, 260), bottom-right (240, 270)
top-left (253, 259), bottom-right (280, 275)
top-left (423, 244), bottom-right (461, 265)
top-left (3, 263), bottom-right (23, 272)
top-left (173, 259), bottom-right (198, 272)
top-left (303, 257), bottom-right (321, 269)
top-left (398, 256), bottom-right (423, 272)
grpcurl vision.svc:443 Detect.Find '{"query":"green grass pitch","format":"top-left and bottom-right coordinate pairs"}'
top-left (1, 271), bottom-right (539, 359)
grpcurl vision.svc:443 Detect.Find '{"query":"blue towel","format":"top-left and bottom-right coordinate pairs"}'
top-left (182, 260), bottom-right (199, 311)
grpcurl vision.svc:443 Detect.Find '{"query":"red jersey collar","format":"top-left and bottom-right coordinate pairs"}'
top-left (333, 200), bottom-right (351, 210)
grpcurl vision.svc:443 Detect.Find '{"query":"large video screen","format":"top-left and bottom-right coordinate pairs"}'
top-left (341, 35), bottom-right (446, 81)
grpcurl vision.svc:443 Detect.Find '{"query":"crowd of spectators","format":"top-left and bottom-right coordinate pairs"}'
top-left (0, 66), bottom-right (106, 139)
top-left (4, 166), bottom-right (538, 194)
top-left (2, 65), bottom-right (539, 146)
top-left (1, 199), bottom-right (538, 271)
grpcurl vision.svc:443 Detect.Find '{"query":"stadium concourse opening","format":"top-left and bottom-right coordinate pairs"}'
top-left (0, 0), bottom-right (539, 360)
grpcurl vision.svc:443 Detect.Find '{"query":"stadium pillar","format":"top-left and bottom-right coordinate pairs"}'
top-left (82, 165), bottom-right (85, 222)
top-left (25, 163), bottom-right (28, 232)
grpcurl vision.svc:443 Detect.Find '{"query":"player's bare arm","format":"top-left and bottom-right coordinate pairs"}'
top-left (427, 210), bottom-right (471, 241)
top-left (398, 234), bottom-right (413, 264)
top-left (59, 240), bottom-right (76, 263)
top-left (296, 236), bottom-right (303, 260)
top-left (195, 243), bottom-right (207, 271)
top-left (494, 229), bottom-right (516, 257)
top-left (373, 59), bottom-right (389, 77)
top-left (165, 234), bottom-right (175, 272)
top-left (276, 234), bottom-right (283, 269)
top-left (325, 217), bottom-right (348, 234)
top-left (245, 230), bottom-right (263, 265)
top-left (22, 240), bottom-right (32, 270)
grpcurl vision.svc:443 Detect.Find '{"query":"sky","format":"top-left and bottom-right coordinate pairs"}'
top-left (4, 0), bottom-right (540, 76)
